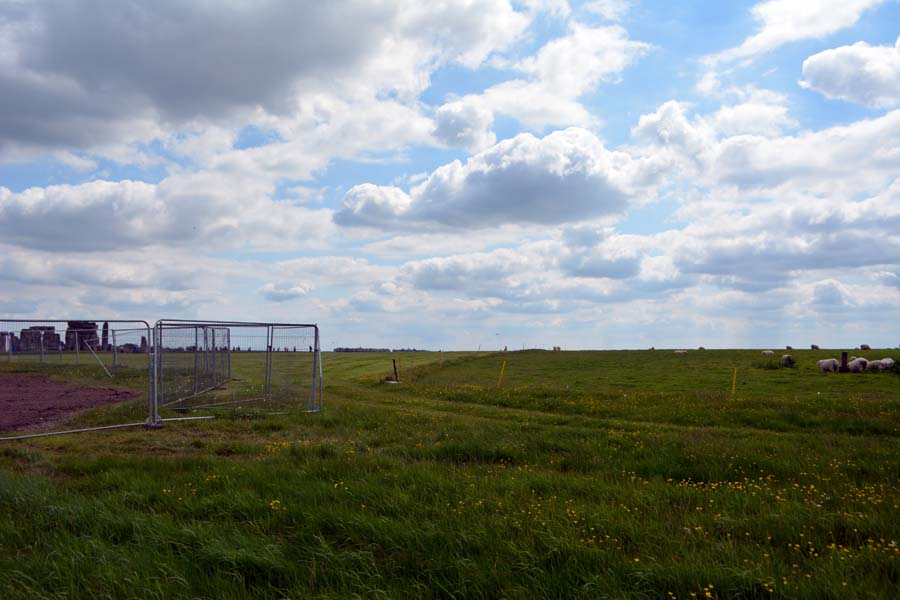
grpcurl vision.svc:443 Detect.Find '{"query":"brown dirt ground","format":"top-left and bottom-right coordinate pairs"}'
top-left (0, 374), bottom-right (139, 433)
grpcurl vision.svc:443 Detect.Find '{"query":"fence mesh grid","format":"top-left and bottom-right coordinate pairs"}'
top-left (153, 325), bottom-right (231, 411)
top-left (154, 320), bottom-right (321, 417)
top-left (0, 319), bottom-right (153, 437)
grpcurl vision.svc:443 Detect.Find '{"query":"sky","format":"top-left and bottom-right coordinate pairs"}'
top-left (1, 0), bottom-right (900, 350)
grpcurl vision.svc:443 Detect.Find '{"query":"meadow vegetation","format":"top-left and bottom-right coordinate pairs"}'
top-left (1, 349), bottom-right (899, 598)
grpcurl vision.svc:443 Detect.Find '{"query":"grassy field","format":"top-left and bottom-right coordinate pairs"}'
top-left (1, 349), bottom-right (899, 598)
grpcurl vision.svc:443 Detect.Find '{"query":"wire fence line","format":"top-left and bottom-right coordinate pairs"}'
top-left (0, 318), bottom-right (322, 441)
top-left (153, 320), bottom-right (322, 420)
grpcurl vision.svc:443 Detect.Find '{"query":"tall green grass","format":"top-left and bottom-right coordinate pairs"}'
top-left (1, 349), bottom-right (899, 598)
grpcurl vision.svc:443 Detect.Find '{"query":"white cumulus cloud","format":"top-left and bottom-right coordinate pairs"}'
top-left (801, 36), bottom-right (900, 108)
top-left (335, 128), bottom-right (641, 229)
top-left (436, 22), bottom-right (649, 134)
top-left (433, 98), bottom-right (496, 151)
top-left (0, 0), bottom-right (531, 161)
top-left (711, 88), bottom-right (796, 136)
top-left (709, 0), bottom-right (886, 65)
top-left (260, 282), bottom-right (312, 302)
top-left (584, 0), bottom-right (632, 21)
top-left (0, 173), bottom-right (337, 253)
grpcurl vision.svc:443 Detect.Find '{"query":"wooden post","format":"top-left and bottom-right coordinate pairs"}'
top-left (392, 359), bottom-right (399, 382)
top-left (497, 360), bottom-right (507, 388)
top-left (731, 367), bottom-right (737, 396)
top-left (840, 351), bottom-right (849, 373)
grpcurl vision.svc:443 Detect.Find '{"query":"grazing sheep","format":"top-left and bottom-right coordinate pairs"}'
top-left (866, 360), bottom-right (884, 372)
top-left (781, 354), bottom-right (795, 367)
top-left (786, 345), bottom-right (793, 350)
top-left (811, 344), bottom-right (820, 350)
top-left (761, 350), bottom-right (774, 356)
top-left (816, 358), bottom-right (839, 372)
top-left (861, 344), bottom-right (871, 350)
top-left (698, 346), bottom-right (706, 350)
top-left (881, 358), bottom-right (895, 369)
top-left (848, 358), bottom-right (869, 373)
top-left (674, 350), bottom-right (688, 355)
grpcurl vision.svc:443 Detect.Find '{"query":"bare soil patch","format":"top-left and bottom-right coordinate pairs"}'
top-left (0, 374), bottom-right (138, 432)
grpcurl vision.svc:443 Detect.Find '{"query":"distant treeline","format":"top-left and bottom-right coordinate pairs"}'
top-left (333, 347), bottom-right (431, 353)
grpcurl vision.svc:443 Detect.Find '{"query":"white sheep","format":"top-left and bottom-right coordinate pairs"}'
top-left (781, 354), bottom-right (795, 367)
top-left (816, 358), bottom-right (839, 372)
top-left (848, 358), bottom-right (868, 373)
top-left (674, 350), bottom-right (688, 355)
top-left (761, 350), bottom-right (774, 356)
top-left (867, 358), bottom-right (895, 371)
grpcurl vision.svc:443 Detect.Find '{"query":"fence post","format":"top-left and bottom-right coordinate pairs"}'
top-left (308, 327), bottom-right (320, 411)
top-left (148, 337), bottom-right (156, 426)
top-left (74, 331), bottom-right (80, 365)
top-left (308, 326), bottom-right (322, 412)
top-left (316, 325), bottom-right (325, 410)
top-left (317, 327), bottom-right (323, 410)
top-left (6, 332), bottom-right (11, 362)
top-left (40, 332), bottom-right (45, 363)
top-left (151, 323), bottom-right (160, 426)
top-left (203, 327), bottom-right (209, 376)
top-left (211, 328), bottom-right (217, 388)
top-left (264, 326), bottom-right (274, 402)
top-left (111, 330), bottom-right (119, 368)
top-left (193, 327), bottom-right (199, 395)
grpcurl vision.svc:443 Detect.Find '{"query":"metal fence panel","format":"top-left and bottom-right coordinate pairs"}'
top-left (153, 320), bottom-right (322, 420)
top-left (0, 319), bottom-right (153, 440)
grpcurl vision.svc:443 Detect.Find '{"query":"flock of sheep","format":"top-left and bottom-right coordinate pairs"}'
top-left (815, 356), bottom-right (896, 373)
top-left (670, 347), bottom-right (896, 373)
top-left (762, 348), bottom-right (895, 372)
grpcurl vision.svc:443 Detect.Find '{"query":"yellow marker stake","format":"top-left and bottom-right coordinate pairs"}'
top-left (731, 367), bottom-right (737, 396)
top-left (497, 360), bottom-right (507, 388)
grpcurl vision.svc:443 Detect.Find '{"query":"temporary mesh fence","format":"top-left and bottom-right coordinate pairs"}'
top-left (151, 324), bottom-right (231, 413)
top-left (0, 319), bottom-right (154, 439)
top-left (153, 320), bottom-right (322, 420)
top-left (0, 318), bottom-right (322, 439)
